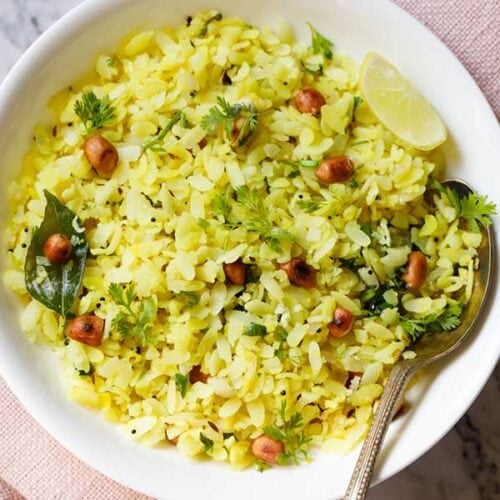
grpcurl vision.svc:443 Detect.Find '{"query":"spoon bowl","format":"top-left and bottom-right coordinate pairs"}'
top-left (344, 178), bottom-right (494, 500)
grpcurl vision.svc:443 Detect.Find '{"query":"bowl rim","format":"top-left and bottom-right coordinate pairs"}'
top-left (0, 0), bottom-right (498, 498)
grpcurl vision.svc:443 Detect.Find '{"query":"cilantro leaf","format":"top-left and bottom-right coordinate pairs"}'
top-left (297, 199), bottom-right (325, 213)
top-left (211, 186), bottom-right (294, 251)
top-left (263, 401), bottom-right (311, 466)
top-left (109, 283), bottom-right (157, 346)
top-left (235, 186), bottom-right (294, 251)
top-left (431, 180), bottom-right (497, 233)
top-left (459, 193), bottom-right (497, 233)
top-left (199, 432), bottom-right (214, 452)
top-left (243, 323), bottom-right (267, 337)
top-left (74, 91), bottom-right (116, 134)
top-left (401, 302), bottom-right (463, 343)
top-left (301, 61), bottom-right (323, 76)
top-left (175, 373), bottom-right (188, 397)
top-left (361, 285), bottom-right (393, 316)
top-left (210, 186), bottom-right (233, 222)
top-left (175, 291), bottom-right (200, 307)
top-left (197, 218), bottom-right (210, 229)
top-left (307, 22), bottom-right (333, 60)
top-left (274, 325), bottom-right (288, 361)
top-left (201, 97), bottom-right (258, 146)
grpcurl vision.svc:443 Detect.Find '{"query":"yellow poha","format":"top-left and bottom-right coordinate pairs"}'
top-left (4, 11), bottom-right (484, 468)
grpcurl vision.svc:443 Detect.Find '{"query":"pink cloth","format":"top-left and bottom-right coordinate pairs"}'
top-left (1, 1), bottom-right (498, 499)
top-left (0, 379), bottom-right (149, 500)
top-left (394, 0), bottom-right (500, 117)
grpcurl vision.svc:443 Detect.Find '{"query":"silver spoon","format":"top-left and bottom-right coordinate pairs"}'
top-left (344, 179), bottom-right (494, 500)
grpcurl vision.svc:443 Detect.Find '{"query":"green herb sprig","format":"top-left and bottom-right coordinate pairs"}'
top-left (211, 186), bottom-right (294, 251)
top-left (74, 91), bottom-right (116, 134)
top-left (109, 283), bottom-right (157, 345)
top-left (199, 433), bottom-right (214, 452)
top-left (274, 326), bottom-right (288, 361)
top-left (211, 186), bottom-right (233, 221)
top-left (143, 110), bottom-right (186, 152)
top-left (301, 62), bottom-right (323, 76)
top-left (361, 286), bottom-right (393, 316)
top-left (263, 401), bottom-right (311, 465)
top-left (243, 323), bottom-right (267, 337)
top-left (307, 22), bottom-right (333, 60)
top-left (201, 96), bottom-right (258, 146)
top-left (296, 199), bottom-right (325, 213)
top-left (431, 180), bottom-right (497, 233)
top-left (401, 302), bottom-right (463, 343)
top-left (175, 373), bottom-right (188, 397)
top-left (175, 291), bottom-right (200, 307)
top-left (234, 186), bottom-right (295, 251)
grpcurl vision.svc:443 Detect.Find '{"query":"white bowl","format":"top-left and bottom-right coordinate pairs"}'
top-left (0, 1), bottom-right (498, 498)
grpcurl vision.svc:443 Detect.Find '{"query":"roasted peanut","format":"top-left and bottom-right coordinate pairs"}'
top-left (189, 365), bottom-right (208, 384)
top-left (315, 156), bottom-right (354, 184)
top-left (223, 261), bottom-right (248, 285)
top-left (83, 135), bottom-right (119, 176)
top-left (402, 251), bottom-right (427, 290)
top-left (280, 258), bottom-right (317, 289)
top-left (65, 315), bottom-right (105, 347)
top-left (328, 307), bottom-right (355, 338)
top-left (251, 435), bottom-right (285, 464)
top-left (44, 233), bottom-right (72, 264)
top-left (294, 88), bottom-right (326, 115)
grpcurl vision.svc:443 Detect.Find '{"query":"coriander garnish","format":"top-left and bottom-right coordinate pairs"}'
top-left (401, 302), bottom-right (463, 343)
top-left (243, 323), bottom-right (267, 337)
top-left (74, 91), bottom-right (116, 134)
top-left (431, 180), bottom-right (497, 233)
top-left (201, 96), bottom-right (258, 146)
top-left (175, 373), bottom-right (188, 397)
top-left (199, 432), bottom-right (214, 453)
top-left (109, 283), bottom-right (157, 346)
top-left (263, 401), bottom-right (311, 465)
top-left (307, 22), bottom-right (333, 60)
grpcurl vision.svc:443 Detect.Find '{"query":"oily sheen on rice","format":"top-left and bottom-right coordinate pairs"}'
top-left (4, 11), bottom-right (481, 468)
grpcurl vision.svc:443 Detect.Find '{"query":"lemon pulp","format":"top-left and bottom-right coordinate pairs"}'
top-left (360, 52), bottom-right (447, 150)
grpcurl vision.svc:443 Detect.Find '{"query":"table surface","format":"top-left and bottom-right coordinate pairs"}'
top-left (0, 1), bottom-right (498, 499)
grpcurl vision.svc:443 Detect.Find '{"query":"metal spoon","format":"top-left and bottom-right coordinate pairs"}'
top-left (344, 179), bottom-right (494, 500)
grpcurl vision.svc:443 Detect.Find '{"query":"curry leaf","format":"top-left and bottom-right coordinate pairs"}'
top-left (24, 190), bottom-right (88, 316)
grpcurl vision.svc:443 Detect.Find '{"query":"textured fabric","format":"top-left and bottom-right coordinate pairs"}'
top-left (0, 379), bottom-right (150, 500)
top-left (394, 0), bottom-right (500, 117)
top-left (0, 1), bottom-right (498, 499)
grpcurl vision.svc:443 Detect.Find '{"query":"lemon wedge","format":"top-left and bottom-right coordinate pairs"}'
top-left (360, 52), bottom-right (447, 150)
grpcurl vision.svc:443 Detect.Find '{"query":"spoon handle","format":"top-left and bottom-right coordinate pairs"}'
top-left (344, 362), bottom-right (417, 500)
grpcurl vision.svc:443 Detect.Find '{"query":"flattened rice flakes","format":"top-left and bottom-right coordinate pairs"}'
top-left (4, 12), bottom-right (480, 467)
